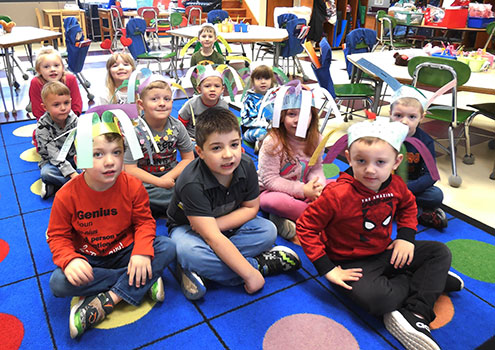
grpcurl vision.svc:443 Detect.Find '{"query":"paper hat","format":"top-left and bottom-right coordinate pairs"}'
top-left (390, 85), bottom-right (428, 110)
top-left (57, 110), bottom-right (143, 169)
top-left (199, 22), bottom-right (217, 35)
top-left (347, 116), bottom-right (409, 152)
top-left (198, 64), bottom-right (223, 85)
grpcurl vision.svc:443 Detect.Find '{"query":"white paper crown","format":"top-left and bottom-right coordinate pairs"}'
top-left (391, 85), bottom-right (428, 110)
top-left (199, 22), bottom-right (217, 35)
top-left (347, 117), bottom-right (409, 152)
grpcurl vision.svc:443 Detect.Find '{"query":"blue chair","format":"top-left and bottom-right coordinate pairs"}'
top-left (343, 28), bottom-right (377, 78)
top-left (277, 13), bottom-right (309, 81)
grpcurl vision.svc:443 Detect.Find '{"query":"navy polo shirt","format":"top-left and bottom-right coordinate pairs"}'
top-left (166, 153), bottom-right (260, 232)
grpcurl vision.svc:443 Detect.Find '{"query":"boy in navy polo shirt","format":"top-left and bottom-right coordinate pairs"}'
top-left (167, 106), bottom-right (301, 300)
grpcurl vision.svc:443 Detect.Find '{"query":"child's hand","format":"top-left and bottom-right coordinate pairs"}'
top-left (64, 258), bottom-right (94, 287)
top-left (158, 174), bottom-right (175, 189)
top-left (387, 239), bottom-right (414, 269)
top-left (324, 265), bottom-right (363, 290)
top-left (303, 177), bottom-right (324, 202)
top-left (127, 255), bottom-right (152, 288)
top-left (243, 268), bottom-right (265, 294)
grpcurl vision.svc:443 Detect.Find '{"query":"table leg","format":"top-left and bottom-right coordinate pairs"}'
top-left (371, 80), bottom-right (383, 114)
top-left (1, 48), bottom-right (17, 115)
top-left (274, 42), bottom-right (281, 68)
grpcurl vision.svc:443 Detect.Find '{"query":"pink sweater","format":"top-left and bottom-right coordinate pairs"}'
top-left (258, 133), bottom-right (326, 199)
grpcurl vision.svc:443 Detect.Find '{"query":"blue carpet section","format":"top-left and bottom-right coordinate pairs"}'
top-left (0, 114), bottom-right (494, 349)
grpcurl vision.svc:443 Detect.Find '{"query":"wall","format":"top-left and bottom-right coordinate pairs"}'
top-left (1, 2), bottom-right (66, 26)
top-left (245, 0), bottom-right (266, 25)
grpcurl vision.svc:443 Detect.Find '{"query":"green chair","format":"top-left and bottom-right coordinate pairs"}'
top-left (376, 10), bottom-right (413, 51)
top-left (408, 56), bottom-right (475, 187)
top-left (483, 22), bottom-right (495, 51)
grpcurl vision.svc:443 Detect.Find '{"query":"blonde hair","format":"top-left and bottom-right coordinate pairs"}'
top-left (105, 52), bottom-right (136, 103)
top-left (41, 81), bottom-right (71, 103)
top-left (390, 97), bottom-right (424, 116)
top-left (139, 80), bottom-right (172, 100)
top-left (35, 46), bottom-right (65, 83)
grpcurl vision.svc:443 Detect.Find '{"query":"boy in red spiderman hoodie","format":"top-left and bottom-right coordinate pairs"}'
top-left (296, 117), bottom-right (463, 350)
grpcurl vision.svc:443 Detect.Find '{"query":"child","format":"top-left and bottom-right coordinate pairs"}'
top-left (124, 77), bottom-right (195, 216)
top-left (258, 82), bottom-right (326, 240)
top-left (47, 112), bottom-right (176, 339)
top-left (36, 81), bottom-right (79, 199)
top-left (167, 107), bottom-right (301, 301)
top-left (296, 118), bottom-right (463, 350)
top-left (99, 52), bottom-right (136, 105)
top-left (389, 87), bottom-right (448, 229)
top-left (178, 65), bottom-right (229, 140)
top-left (190, 23), bottom-right (225, 67)
top-left (240, 65), bottom-right (275, 147)
top-left (29, 46), bottom-right (82, 120)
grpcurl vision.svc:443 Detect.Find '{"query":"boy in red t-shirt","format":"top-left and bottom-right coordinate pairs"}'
top-left (47, 112), bottom-right (176, 338)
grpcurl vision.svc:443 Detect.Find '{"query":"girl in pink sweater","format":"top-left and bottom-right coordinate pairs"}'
top-left (258, 81), bottom-right (328, 241)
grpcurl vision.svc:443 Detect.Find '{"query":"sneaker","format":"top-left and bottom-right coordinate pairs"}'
top-left (384, 309), bottom-right (440, 350)
top-left (269, 214), bottom-right (296, 240)
top-left (444, 271), bottom-right (464, 293)
top-left (69, 292), bottom-right (114, 339)
top-left (255, 246), bottom-right (301, 276)
top-left (419, 208), bottom-right (448, 229)
top-left (148, 276), bottom-right (165, 302)
top-left (40, 181), bottom-right (55, 199)
top-left (177, 265), bottom-right (206, 301)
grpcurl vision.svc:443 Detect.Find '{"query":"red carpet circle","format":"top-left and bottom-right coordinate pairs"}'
top-left (263, 313), bottom-right (359, 350)
top-left (0, 239), bottom-right (9, 263)
top-left (0, 313), bottom-right (24, 350)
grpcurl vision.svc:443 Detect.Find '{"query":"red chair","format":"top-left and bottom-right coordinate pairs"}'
top-left (137, 6), bottom-right (162, 50)
top-left (185, 6), bottom-right (202, 26)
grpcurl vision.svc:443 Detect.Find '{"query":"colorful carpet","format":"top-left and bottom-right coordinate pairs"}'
top-left (0, 103), bottom-right (494, 349)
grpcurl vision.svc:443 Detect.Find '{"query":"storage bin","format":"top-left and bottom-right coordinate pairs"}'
top-left (392, 11), bottom-right (424, 25)
top-left (424, 8), bottom-right (468, 28)
top-left (467, 17), bottom-right (495, 28)
top-left (457, 56), bottom-right (489, 71)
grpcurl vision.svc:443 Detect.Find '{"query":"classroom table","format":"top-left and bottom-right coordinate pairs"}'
top-left (402, 23), bottom-right (486, 46)
top-left (167, 25), bottom-right (289, 68)
top-left (0, 27), bottom-right (62, 116)
top-left (347, 48), bottom-right (495, 112)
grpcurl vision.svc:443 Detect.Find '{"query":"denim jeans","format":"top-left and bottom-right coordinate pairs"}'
top-left (49, 236), bottom-right (176, 306)
top-left (415, 186), bottom-right (444, 216)
top-left (40, 160), bottom-right (79, 187)
top-left (170, 216), bottom-right (277, 286)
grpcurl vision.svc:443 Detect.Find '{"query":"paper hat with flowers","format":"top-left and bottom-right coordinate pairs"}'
top-left (257, 79), bottom-right (343, 139)
top-left (56, 111), bottom-right (143, 169)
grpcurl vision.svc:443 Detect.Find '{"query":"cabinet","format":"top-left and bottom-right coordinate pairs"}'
top-left (84, 3), bottom-right (102, 41)
top-left (327, 0), bottom-right (369, 47)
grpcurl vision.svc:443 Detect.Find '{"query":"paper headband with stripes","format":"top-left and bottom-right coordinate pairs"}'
top-left (257, 80), bottom-right (343, 139)
top-left (56, 111), bottom-right (143, 169)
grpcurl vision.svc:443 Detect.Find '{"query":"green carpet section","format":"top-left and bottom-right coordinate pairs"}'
top-left (323, 163), bottom-right (340, 179)
top-left (446, 239), bottom-right (495, 283)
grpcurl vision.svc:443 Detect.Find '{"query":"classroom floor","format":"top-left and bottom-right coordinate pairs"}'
top-left (0, 38), bottom-right (494, 350)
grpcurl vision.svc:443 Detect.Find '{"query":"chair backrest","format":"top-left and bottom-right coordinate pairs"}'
top-left (343, 28), bottom-right (377, 77)
top-left (110, 6), bottom-right (124, 30)
top-left (484, 22), bottom-right (495, 50)
top-left (277, 14), bottom-right (307, 58)
top-left (63, 16), bottom-right (89, 73)
top-left (185, 6), bottom-right (202, 26)
top-left (138, 6), bottom-right (159, 28)
top-left (207, 9), bottom-right (228, 24)
top-left (170, 11), bottom-right (184, 28)
top-left (34, 8), bottom-right (45, 28)
top-left (314, 36), bottom-right (336, 98)
top-left (126, 18), bottom-right (149, 58)
top-left (407, 56), bottom-right (471, 88)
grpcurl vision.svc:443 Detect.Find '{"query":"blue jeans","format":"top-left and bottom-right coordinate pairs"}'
top-left (40, 160), bottom-right (78, 187)
top-left (170, 216), bottom-right (277, 286)
top-left (415, 186), bottom-right (444, 216)
top-left (49, 236), bottom-right (176, 306)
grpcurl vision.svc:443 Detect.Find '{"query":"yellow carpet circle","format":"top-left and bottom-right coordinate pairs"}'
top-left (13, 123), bottom-right (36, 137)
top-left (31, 179), bottom-right (42, 196)
top-left (20, 147), bottom-right (41, 162)
top-left (430, 294), bottom-right (454, 329)
top-left (70, 297), bottom-right (156, 329)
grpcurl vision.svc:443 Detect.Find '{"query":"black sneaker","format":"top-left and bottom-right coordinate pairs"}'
top-left (69, 292), bottom-right (114, 338)
top-left (40, 181), bottom-right (55, 199)
top-left (419, 208), bottom-right (448, 229)
top-left (444, 271), bottom-right (464, 293)
top-left (255, 246), bottom-right (301, 276)
top-left (384, 309), bottom-right (440, 350)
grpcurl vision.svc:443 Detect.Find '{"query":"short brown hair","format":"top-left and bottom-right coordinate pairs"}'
top-left (138, 80), bottom-right (172, 100)
top-left (195, 107), bottom-right (240, 148)
top-left (41, 81), bottom-right (71, 103)
top-left (251, 65), bottom-right (275, 88)
top-left (198, 24), bottom-right (216, 38)
top-left (390, 97), bottom-right (424, 115)
top-left (102, 132), bottom-right (125, 150)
